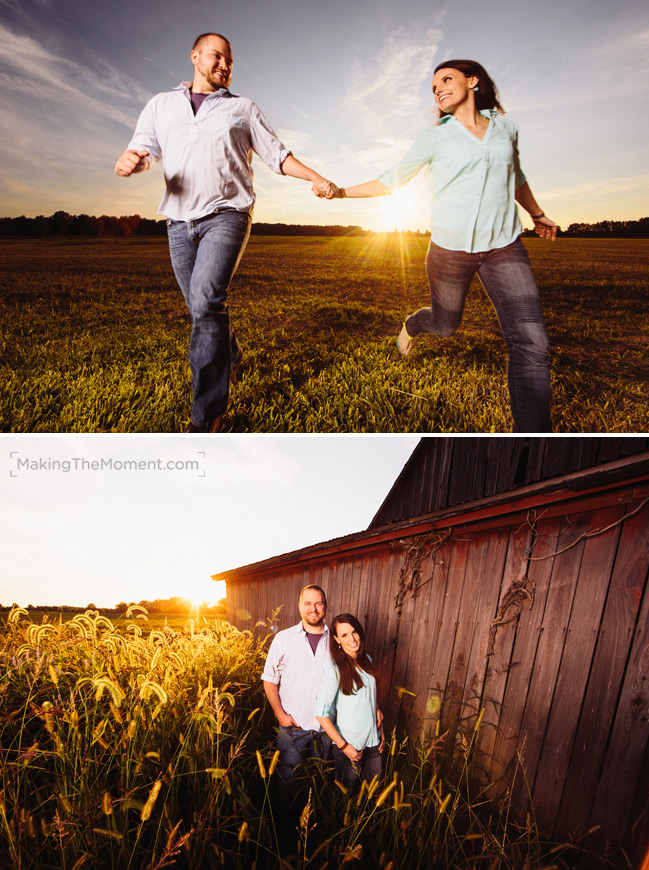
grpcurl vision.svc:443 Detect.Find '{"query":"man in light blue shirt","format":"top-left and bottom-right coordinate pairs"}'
top-left (115, 33), bottom-right (337, 432)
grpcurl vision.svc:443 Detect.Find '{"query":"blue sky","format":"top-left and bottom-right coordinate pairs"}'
top-left (0, 0), bottom-right (647, 231)
top-left (0, 434), bottom-right (419, 609)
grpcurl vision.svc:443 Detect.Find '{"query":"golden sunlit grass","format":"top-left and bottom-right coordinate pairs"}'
top-left (1, 235), bottom-right (647, 432)
top-left (0, 607), bottom-right (604, 869)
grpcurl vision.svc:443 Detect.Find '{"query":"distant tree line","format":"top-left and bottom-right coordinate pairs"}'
top-left (2, 211), bottom-right (647, 238)
top-left (0, 596), bottom-right (226, 615)
top-left (0, 211), bottom-right (421, 238)
top-left (521, 217), bottom-right (649, 238)
top-left (560, 217), bottom-right (649, 238)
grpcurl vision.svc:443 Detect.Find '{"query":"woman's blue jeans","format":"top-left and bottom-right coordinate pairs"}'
top-left (406, 238), bottom-right (552, 432)
top-left (166, 210), bottom-right (251, 429)
top-left (333, 744), bottom-right (382, 793)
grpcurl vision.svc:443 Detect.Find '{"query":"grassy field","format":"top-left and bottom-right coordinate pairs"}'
top-left (0, 607), bottom-right (602, 869)
top-left (1, 235), bottom-right (647, 433)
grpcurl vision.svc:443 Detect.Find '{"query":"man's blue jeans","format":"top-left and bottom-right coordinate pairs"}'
top-left (275, 726), bottom-right (332, 789)
top-left (406, 238), bottom-right (552, 432)
top-left (166, 210), bottom-right (251, 429)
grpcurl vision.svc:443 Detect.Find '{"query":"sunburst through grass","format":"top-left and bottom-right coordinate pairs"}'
top-left (0, 606), bottom-right (608, 869)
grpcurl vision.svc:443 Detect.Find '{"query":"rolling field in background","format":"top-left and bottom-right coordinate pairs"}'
top-left (1, 236), bottom-right (647, 433)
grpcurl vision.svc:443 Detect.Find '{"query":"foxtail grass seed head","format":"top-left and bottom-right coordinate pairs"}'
top-left (256, 750), bottom-right (267, 778)
top-left (237, 821), bottom-right (249, 842)
top-left (300, 790), bottom-right (312, 830)
top-left (102, 792), bottom-right (113, 815)
top-left (438, 793), bottom-right (451, 815)
top-left (375, 779), bottom-right (396, 807)
top-left (93, 828), bottom-right (123, 840)
top-left (268, 749), bottom-right (280, 776)
top-left (140, 780), bottom-right (162, 821)
top-left (356, 779), bottom-right (370, 806)
top-left (58, 793), bottom-right (73, 814)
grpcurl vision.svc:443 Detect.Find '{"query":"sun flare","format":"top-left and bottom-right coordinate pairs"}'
top-left (380, 187), bottom-right (417, 232)
top-left (182, 577), bottom-right (226, 608)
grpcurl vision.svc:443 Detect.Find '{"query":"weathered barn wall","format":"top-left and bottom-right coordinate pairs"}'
top-left (222, 468), bottom-right (649, 862)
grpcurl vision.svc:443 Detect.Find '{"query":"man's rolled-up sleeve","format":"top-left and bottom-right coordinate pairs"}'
top-left (249, 103), bottom-right (291, 174)
top-left (261, 635), bottom-right (281, 685)
top-left (127, 98), bottom-right (163, 166)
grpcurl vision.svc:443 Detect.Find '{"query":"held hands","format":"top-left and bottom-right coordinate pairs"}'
top-left (312, 179), bottom-right (343, 200)
top-left (114, 149), bottom-right (150, 177)
top-left (533, 214), bottom-right (558, 241)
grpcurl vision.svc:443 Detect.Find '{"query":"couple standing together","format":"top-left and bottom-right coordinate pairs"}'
top-left (262, 585), bottom-right (383, 794)
top-left (116, 32), bottom-right (557, 433)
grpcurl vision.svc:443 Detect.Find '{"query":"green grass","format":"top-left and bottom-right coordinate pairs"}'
top-left (1, 235), bottom-right (647, 432)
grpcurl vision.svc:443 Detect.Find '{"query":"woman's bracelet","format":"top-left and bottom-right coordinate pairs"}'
top-left (531, 211), bottom-right (545, 220)
top-left (338, 740), bottom-right (348, 751)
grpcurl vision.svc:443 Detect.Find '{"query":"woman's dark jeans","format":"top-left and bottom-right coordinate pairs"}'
top-left (406, 237), bottom-right (552, 432)
top-left (333, 744), bottom-right (382, 793)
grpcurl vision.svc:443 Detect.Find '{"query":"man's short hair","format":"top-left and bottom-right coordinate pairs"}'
top-left (298, 585), bottom-right (327, 607)
top-left (192, 32), bottom-right (232, 54)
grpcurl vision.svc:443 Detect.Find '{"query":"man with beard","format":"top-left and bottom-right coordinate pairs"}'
top-left (262, 585), bottom-right (332, 786)
top-left (114, 33), bottom-right (338, 432)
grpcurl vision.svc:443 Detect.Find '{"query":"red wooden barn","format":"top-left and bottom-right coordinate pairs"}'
top-left (215, 436), bottom-right (649, 864)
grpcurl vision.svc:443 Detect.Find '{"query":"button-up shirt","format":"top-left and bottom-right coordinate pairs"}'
top-left (127, 83), bottom-right (291, 221)
top-left (314, 661), bottom-right (379, 750)
top-left (262, 622), bottom-right (332, 731)
top-left (378, 111), bottom-right (527, 253)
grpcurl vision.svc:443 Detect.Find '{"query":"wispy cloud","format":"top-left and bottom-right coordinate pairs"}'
top-left (0, 23), bottom-right (150, 127)
top-left (0, 21), bottom-right (162, 214)
top-left (541, 174), bottom-right (649, 202)
top-left (342, 25), bottom-right (442, 143)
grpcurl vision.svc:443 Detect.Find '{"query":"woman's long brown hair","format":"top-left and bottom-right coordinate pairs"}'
top-left (330, 613), bottom-right (376, 696)
top-left (434, 59), bottom-right (504, 114)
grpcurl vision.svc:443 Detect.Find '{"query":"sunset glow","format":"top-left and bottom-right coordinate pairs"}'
top-left (0, 1), bottom-right (645, 232)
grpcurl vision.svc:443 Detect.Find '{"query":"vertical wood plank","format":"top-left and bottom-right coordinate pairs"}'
top-left (587, 505), bottom-right (649, 844)
top-left (512, 512), bottom-right (591, 811)
top-left (460, 529), bottom-right (510, 726)
top-left (425, 536), bottom-right (471, 735)
top-left (489, 516), bottom-right (562, 793)
top-left (480, 522), bottom-right (534, 784)
top-left (531, 505), bottom-right (625, 832)
top-left (556, 501), bottom-right (649, 838)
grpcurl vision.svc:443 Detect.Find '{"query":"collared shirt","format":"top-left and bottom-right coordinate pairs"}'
top-left (262, 622), bottom-right (332, 731)
top-left (314, 661), bottom-right (379, 750)
top-left (127, 82), bottom-right (291, 221)
top-left (378, 111), bottom-right (527, 253)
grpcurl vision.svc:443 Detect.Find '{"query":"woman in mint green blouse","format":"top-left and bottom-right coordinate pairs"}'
top-left (322, 60), bottom-right (557, 433)
top-left (314, 613), bottom-right (384, 791)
